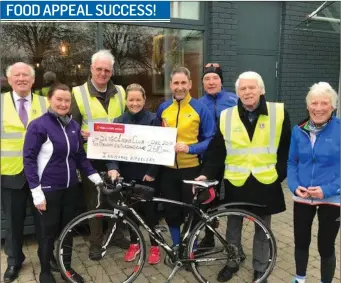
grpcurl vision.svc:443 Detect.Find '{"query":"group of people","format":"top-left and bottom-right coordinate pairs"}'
top-left (1, 49), bottom-right (339, 283)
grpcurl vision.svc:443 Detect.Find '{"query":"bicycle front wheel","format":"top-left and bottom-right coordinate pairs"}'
top-left (57, 209), bottom-right (146, 283)
top-left (187, 208), bottom-right (277, 283)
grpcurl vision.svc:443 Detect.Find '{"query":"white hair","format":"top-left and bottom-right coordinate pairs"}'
top-left (6, 62), bottom-right (35, 78)
top-left (235, 71), bottom-right (265, 95)
top-left (306, 82), bottom-right (338, 109)
top-left (91, 50), bottom-right (115, 68)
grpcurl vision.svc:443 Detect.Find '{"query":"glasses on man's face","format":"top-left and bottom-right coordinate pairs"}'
top-left (205, 63), bottom-right (220, 68)
top-left (95, 67), bottom-right (112, 74)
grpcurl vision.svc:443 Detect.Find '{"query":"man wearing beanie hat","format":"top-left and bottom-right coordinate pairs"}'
top-left (198, 63), bottom-right (239, 251)
top-left (199, 63), bottom-right (238, 121)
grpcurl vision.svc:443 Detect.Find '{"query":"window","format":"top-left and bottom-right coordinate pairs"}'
top-left (1, 23), bottom-right (204, 112)
top-left (103, 24), bottom-right (203, 111)
top-left (171, 2), bottom-right (201, 20)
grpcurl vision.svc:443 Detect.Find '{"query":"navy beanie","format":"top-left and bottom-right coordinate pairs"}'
top-left (202, 64), bottom-right (223, 83)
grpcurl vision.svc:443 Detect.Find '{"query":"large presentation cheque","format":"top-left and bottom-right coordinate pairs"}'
top-left (87, 122), bottom-right (177, 166)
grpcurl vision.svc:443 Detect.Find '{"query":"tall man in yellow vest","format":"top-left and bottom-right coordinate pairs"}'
top-left (196, 71), bottom-right (291, 282)
top-left (1, 62), bottom-right (47, 283)
top-left (71, 49), bottom-right (128, 260)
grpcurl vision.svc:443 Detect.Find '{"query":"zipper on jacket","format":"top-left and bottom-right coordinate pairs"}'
top-left (175, 101), bottom-right (181, 169)
top-left (214, 96), bottom-right (218, 120)
top-left (299, 127), bottom-right (318, 204)
top-left (58, 120), bottom-right (71, 188)
top-left (310, 134), bottom-right (319, 188)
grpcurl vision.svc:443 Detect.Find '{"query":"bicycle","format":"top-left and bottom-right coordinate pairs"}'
top-left (57, 175), bottom-right (277, 283)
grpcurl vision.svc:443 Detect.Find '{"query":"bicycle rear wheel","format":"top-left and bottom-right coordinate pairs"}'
top-left (57, 209), bottom-right (146, 283)
top-left (187, 208), bottom-right (277, 283)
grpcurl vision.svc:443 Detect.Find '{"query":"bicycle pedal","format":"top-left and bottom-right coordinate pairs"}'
top-left (154, 225), bottom-right (168, 233)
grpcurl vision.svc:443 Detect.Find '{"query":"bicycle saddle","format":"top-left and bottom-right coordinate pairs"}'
top-left (183, 179), bottom-right (219, 187)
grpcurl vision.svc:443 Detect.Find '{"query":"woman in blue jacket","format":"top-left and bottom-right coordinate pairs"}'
top-left (106, 83), bottom-right (161, 265)
top-left (23, 83), bottom-right (103, 283)
top-left (287, 82), bottom-right (340, 283)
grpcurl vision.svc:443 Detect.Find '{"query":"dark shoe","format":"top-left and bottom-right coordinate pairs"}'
top-left (62, 268), bottom-right (84, 283)
top-left (217, 264), bottom-right (239, 282)
top-left (198, 235), bottom-right (215, 250)
top-left (4, 265), bottom-right (21, 283)
top-left (253, 270), bottom-right (267, 283)
top-left (113, 236), bottom-right (130, 249)
top-left (39, 272), bottom-right (56, 283)
top-left (89, 244), bottom-right (106, 261)
top-left (164, 245), bottom-right (180, 268)
top-left (50, 255), bottom-right (60, 272)
top-left (239, 247), bottom-right (246, 262)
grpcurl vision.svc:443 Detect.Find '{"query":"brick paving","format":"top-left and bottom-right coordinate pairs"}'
top-left (1, 182), bottom-right (340, 283)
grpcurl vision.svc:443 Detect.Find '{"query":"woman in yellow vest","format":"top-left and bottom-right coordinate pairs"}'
top-left (196, 71), bottom-right (291, 282)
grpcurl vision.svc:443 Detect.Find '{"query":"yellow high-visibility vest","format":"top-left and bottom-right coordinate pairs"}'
top-left (220, 102), bottom-right (284, 187)
top-left (40, 86), bottom-right (50, 97)
top-left (1, 92), bottom-right (48, 175)
top-left (72, 82), bottom-right (126, 151)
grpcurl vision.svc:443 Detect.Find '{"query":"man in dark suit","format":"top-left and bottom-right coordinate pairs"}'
top-left (1, 62), bottom-right (47, 282)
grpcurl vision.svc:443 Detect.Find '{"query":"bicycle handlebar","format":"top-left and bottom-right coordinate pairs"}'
top-left (99, 174), bottom-right (155, 200)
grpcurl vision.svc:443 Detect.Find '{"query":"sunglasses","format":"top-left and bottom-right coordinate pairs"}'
top-left (204, 63), bottom-right (221, 68)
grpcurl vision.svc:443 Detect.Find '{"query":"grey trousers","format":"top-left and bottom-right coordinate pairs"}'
top-left (226, 214), bottom-right (271, 272)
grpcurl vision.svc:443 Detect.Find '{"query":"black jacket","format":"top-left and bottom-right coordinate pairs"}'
top-left (106, 109), bottom-right (161, 181)
top-left (201, 96), bottom-right (291, 215)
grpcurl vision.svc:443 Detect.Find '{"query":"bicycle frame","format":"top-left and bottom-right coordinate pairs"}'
top-left (104, 195), bottom-right (230, 264)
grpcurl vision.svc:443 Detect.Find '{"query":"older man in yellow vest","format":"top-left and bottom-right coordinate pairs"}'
top-left (196, 71), bottom-right (291, 282)
top-left (1, 62), bottom-right (47, 283)
top-left (70, 49), bottom-right (128, 260)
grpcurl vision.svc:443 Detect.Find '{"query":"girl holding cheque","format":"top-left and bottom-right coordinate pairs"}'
top-left (106, 83), bottom-right (161, 265)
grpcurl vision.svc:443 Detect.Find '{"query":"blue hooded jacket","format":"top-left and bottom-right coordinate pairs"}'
top-left (199, 89), bottom-right (238, 122)
top-left (287, 117), bottom-right (340, 205)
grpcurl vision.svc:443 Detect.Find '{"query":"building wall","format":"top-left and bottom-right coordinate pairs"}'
top-left (206, 1), bottom-right (238, 92)
top-left (279, 1), bottom-right (340, 125)
top-left (207, 1), bottom-right (340, 125)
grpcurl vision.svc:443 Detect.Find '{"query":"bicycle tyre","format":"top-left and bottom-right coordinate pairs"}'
top-left (187, 208), bottom-right (277, 283)
top-left (57, 209), bottom-right (146, 283)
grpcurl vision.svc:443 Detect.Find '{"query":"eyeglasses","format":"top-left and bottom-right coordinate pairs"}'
top-left (95, 67), bottom-right (112, 74)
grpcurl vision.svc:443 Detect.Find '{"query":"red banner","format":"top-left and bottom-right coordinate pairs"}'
top-left (93, 123), bottom-right (125, 133)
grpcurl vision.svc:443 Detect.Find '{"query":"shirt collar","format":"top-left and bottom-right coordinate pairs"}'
top-left (204, 88), bottom-right (224, 99)
top-left (87, 77), bottom-right (117, 98)
top-left (172, 92), bottom-right (192, 104)
top-left (13, 91), bottom-right (32, 103)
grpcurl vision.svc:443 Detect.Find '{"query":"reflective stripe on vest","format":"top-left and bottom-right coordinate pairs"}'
top-left (225, 164), bottom-right (276, 174)
top-left (78, 83), bottom-right (125, 123)
top-left (1, 92), bottom-right (47, 174)
top-left (224, 102), bottom-right (277, 155)
top-left (221, 102), bottom-right (284, 186)
top-left (73, 82), bottom-right (126, 151)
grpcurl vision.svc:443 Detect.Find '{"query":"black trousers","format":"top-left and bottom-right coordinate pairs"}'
top-left (294, 202), bottom-right (340, 282)
top-left (33, 185), bottom-right (80, 272)
top-left (1, 184), bottom-right (37, 266)
top-left (160, 166), bottom-right (201, 227)
top-left (81, 172), bottom-right (127, 246)
top-left (127, 180), bottom-right (159, 246)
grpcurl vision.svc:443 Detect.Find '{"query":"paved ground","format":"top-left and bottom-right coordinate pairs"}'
top-left (1, 182), bottom-right (340, 283)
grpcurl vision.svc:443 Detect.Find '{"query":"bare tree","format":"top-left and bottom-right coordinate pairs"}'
top-left (1, 22), bottom-right (96, 86)
top-left (104, 24), bottom-right (158, 75)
